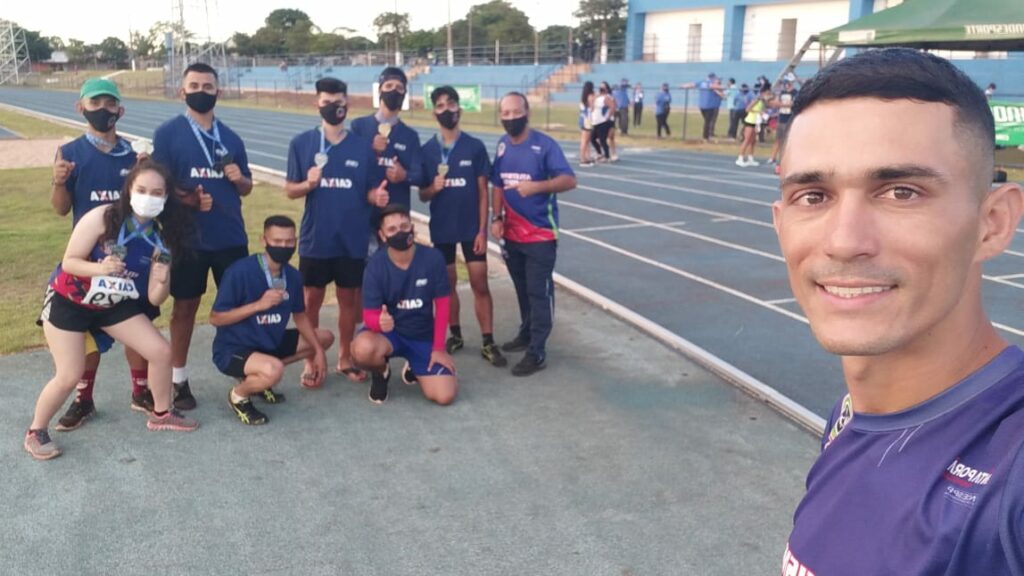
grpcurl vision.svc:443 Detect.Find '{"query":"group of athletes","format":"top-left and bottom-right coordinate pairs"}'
top-left (25, 63), bottom-right (576, 460)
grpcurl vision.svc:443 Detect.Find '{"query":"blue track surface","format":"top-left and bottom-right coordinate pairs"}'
top-left (5, 86), bottom-right (1024, 419)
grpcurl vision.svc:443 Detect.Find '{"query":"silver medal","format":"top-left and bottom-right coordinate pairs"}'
top-left (131, 139), bottom-right (153, 155)
top-left (314, 153), bottom-right (329, 168)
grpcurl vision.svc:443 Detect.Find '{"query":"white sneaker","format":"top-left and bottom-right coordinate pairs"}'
top-left (746, 158), bottom-right (760, 167)
top-left (735, 157), bottom-right (746, 167)
top-left (610, 155), bottom-right (619, 162)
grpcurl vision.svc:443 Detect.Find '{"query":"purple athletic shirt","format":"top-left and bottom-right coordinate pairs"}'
top-left (783, 345), bottom-right (1024, 575)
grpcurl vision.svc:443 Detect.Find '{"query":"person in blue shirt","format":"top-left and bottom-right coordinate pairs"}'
top-left (419, 85), bottom-right (505, 371)
top-left (210, 216), bottom-right (333, 425)
top-left (655, 83), bottom-right (672, 139)
top-left (350, 67), bottom-right (424, 255)
top-left (729, 83), bottom-right (752, 141)
top-left (45, 77), bottom-right (155, 431)
top-left (490, 92), bottom-right (577, 377)
top-left (723, 78), bottom-right (741, 139)
top-left (775, 48), bottom-right (1024, 574)
top-left (152, 62), bottom-right (254, 411)
top-left (682, 72), bottom-right (725, 141)
top-left (284, 77), bottom-right (389, 386)
top-left (352, 204), bottom-right (457, 406)
top-left (613, 78), bottom-right (630, 135)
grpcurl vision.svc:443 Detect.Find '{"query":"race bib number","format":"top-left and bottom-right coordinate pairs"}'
top-left (83, 275), bottom-right (139, 308)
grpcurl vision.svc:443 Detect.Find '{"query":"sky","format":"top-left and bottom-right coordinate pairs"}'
top-left (4, 0), bottom-right (581, 45)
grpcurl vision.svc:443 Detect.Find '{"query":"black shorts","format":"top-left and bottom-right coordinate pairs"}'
top-left (219, 329), bottom-right (301, 378)
top-left (300, 256), bottom-right (366, 289)
top-left (743, 120), bottom-right (757, 128)
top-left (170, 246), bottom-right (249, 299)
top-left (435, 241), bottom-right (487, 266)
top-left (45, 292), bottom-right (145, 333)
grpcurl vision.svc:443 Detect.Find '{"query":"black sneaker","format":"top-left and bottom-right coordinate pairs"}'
top-left (369, 365), bottom-right (391, 404)
top-left (229, 393), bottom-right (268, 425)
top-left (501, 336), bottom-right (529, 353)
top-left (401, 361), bottom-right (418, 386)
top-left (511, 353), bottom-right (546, 377)
top-left (445, 334), bottom-right (464, 354)
top-left (130, 389), bottom-right (155, 414)
top-left (481, 342), bottom-right (508, 368)
top-left (259, 388), bottom-right (286, 404)
top-left (55, 399), bottom-right (96, 431)
top-left (173, 380), bottom-right (197, 411)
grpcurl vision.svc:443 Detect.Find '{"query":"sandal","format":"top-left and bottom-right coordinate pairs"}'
top-left (300, 372), bottom-right (321, 389)
top-left (337, 365), bottom-right (368, 383)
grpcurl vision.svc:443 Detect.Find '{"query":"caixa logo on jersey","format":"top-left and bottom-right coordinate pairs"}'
top-left (396, 298), bottom-right (424, 310)
top-left (89, 190), bottom-right (121, 202)
top-left (319, 177), bottom-right (353, 189)
top-left (256, 313), bottom-right (283, 325)
top-left (444, 177), bottom-right (468, 188)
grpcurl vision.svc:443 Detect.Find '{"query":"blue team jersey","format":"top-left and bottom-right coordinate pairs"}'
top-left (697, 79), bottom-right (722, 109)
top-left (420, 131), bottom-right (491, 244)
top-left (60, 135), bottom-right (137, 225)
top-left (212, 254), bottom-right (305, 362)
top-left (490, 129), bottom-right (574, 244)
top-left (152, 114), bottom-right (251, 251)
top-left (286, 128), bottom-right (377, 259)
top-left (350, 114), bottom-right (424, 209)
top-left (362, 245), bottom-right (450, 342)
top-left (784, 346), bottom-right (1024, 576)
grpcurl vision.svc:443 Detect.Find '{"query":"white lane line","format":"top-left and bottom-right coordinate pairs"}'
top-left (576, 184), bottom-right (774, 228)
top-left (565, 220), bottom-right (687, 233)
top-left (576, 171), bottom-right (774, 207)
top-left (984, 275), bottom-right (1024, 290)
top-left (561, 200), bottom-right (784, 262)
top-left (765, 297), bottom-right (797, 305)
top-left (560, 229), bottom-right (809, 324)
top-left (623, 154), bottom-right (781, 181)
top-left (595, 162), bottom-right (781, 192)
top-left (990, 273), bottom-right (1024, 280)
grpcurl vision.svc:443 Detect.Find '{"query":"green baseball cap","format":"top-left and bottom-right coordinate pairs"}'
top-left (79, 78), bottom-right (122, 101)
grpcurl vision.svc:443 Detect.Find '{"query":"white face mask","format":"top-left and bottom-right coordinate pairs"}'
top-left (130, 193), bottom-right (166, 219)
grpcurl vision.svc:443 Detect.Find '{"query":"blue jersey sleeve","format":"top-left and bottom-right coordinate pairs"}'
top-left (212, 264), bottom-right (244, 313)
top-left (288, 267), bottom-right (305, 314)
top-left (286, 134), bottom-right (304, 183)
top-left (474, 140), bottom-right (491, 180)
top-left (431, 250), bottom-right (451, 299)
top-left (151, 124), bottom-right (172, 170)
top-left (362, 257), bottom-right (384, 310)
top-left (543, 139), bottom-right (575, 180)
top-left (235, 139), bottom-right (252, 178)
top-left (404, 134), bottom-right (425, 187)
top-left (489, 147), bottom-right (503, 188)
top-left (61, 142), bottom-right (78, 194)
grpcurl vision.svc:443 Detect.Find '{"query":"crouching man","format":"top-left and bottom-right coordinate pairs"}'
top-left (210, 215), bottom-right (333, 424)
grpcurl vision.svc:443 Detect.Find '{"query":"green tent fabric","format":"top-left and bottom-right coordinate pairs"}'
top-left (819, 0), bottom-right (1024, 51)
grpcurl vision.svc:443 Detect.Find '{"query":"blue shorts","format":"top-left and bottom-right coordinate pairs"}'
top-left (381, 331), bottom-right (452, 377)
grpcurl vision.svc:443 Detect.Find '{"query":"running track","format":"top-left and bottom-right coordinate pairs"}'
top-left (4, 87), bottom-right (1024, 423)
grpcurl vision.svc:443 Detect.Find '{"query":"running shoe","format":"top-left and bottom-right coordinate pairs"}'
top-left (147, 409), bottom-right (199, 431)
top-left (24, 429), bottom-right (61, 460)
top-left (501, 336), bottom-right (530, 353)
top-left (173, 380), bottom-right (197, 411)
top-left (56, 399), bottom-right (96, 431)
top-left (130, 388), bottom-right (155, 414)
top-left (481, 342), bottom-right (508, 367)
top-left (401, 361), bottom-right (418, 386)
top-left (369, 364), bottom-right (391, 404)
top-left (227, 393), bottom-right (268, 425)
top-left (259, 387), bottom-right (286, 404)
top-left (446, 334), bottom-right (465, 354)
top-left (511, 353), bottom-right (547, 377)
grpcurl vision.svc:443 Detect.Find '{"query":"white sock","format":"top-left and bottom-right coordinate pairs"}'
top-left (172, 366), bottom-right (189, 384)
top-left (230, 389), bottom-right (247, 404)
top-left (746, 156), bottom-right (754, 162)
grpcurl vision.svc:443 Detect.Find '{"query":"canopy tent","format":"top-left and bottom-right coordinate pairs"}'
top-left (818, 0), bottom-right (1024, 51)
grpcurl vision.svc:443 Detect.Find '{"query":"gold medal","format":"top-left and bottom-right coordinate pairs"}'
top-left (378, 123), bottom-right (392, 138)
top-left (438, 164), bottom-right (449, 177)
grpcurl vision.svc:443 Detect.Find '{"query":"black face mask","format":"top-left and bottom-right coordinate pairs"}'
top-left (501, 116), bottom-right (528, 138)
top-left (83, 108), bottom-right (119, 133)
top-left (436, 110), bottom-right (459, 130)
top-left (266, 245), bottom-right (295, 264)
top-left (185, 91), bottom-right (217, 114)
top-left (380, 89), bottom-right (405, 112)
top-left (319, 102), bottom-right (347, 126)
top-left (385, 230), bottom-right (413, 251)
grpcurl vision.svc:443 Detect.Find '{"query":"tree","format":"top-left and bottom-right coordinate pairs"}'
top-left (231, 32), bottom-right (255, 56)
top-left (46, 36), bottom-right (66, 51)
top-left (130, 30), bottom-right (156, 60)
top-left (404, 29), bottom-right (442, 57)
top-left (97, 37), bottom-right (129, 68)
top-left (574, 0), bottom-right (627, 45)
top-left (373, 11), bottom-right (410, 54)
top-left (22, 29), bottom-right (53, 62)
top-left (539, 25), bottom-right (573, 60)
top-left (447, 0), bottom-right (534, 58)
top-left (64, 38), bottom-right (90, 65)
top-left (264, 9), bottom-right (312, 33)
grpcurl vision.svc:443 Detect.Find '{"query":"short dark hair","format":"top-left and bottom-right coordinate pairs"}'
top-left (264, 215), bottom-right (296, 231)
top-left (378, 66), bottom-right (407, 88)
top-left (183, 62), bottom-right (218, 80)
top-left (430, 85), bottom-right (459, 106)
top-left (379, 203), bottom-right (410, 225)
top-left (315, 77), bottom-right (347, 95)
top-left (502, 91), bottom-right (529, 112)
top-left (792, 48), bottom-right (994, 159)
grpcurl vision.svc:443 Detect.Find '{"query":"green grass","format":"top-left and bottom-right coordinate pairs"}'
top-left (0, 107), bottom-right (79, 139)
